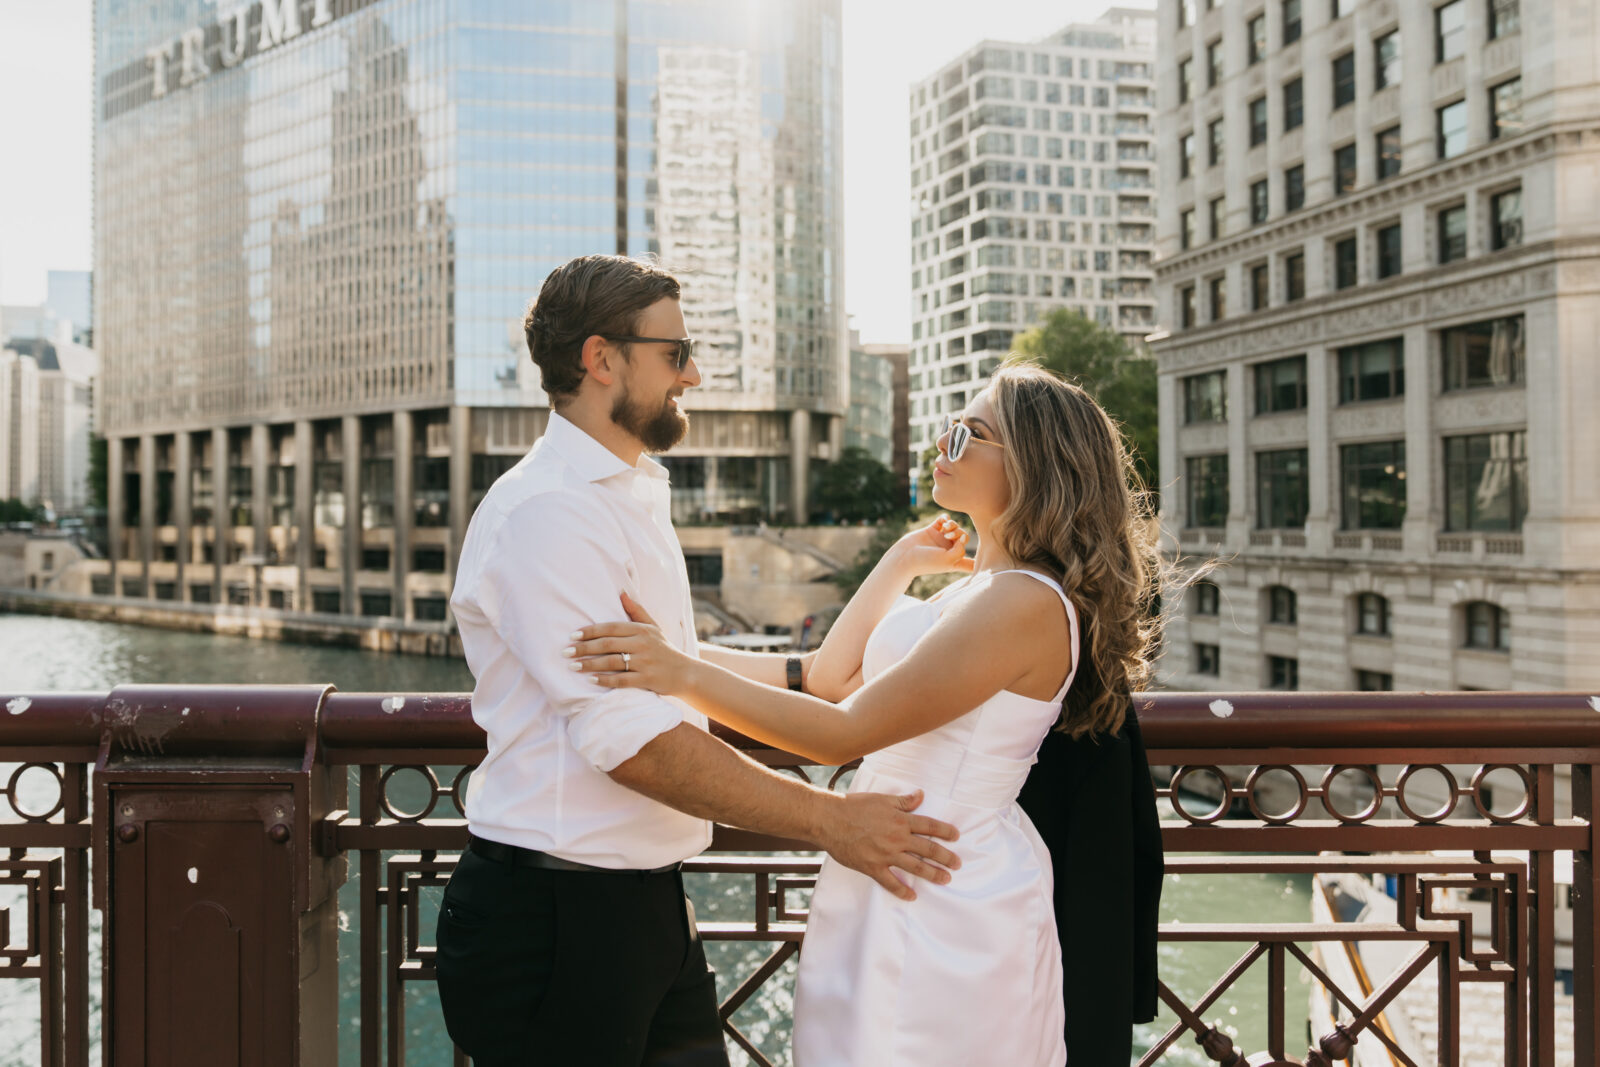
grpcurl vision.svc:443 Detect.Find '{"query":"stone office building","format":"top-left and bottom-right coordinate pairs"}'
top-left (93, 0), bottom-right (846, 620)
top-left (1151, 0), bottom-right (1600, 691)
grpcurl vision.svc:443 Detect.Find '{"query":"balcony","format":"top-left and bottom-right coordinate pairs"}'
top-left (1, 687), bottom-right (1595, 1065)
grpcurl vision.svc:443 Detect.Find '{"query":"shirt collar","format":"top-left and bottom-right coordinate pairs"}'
top-left (543, 410), bottom-right (671, 484)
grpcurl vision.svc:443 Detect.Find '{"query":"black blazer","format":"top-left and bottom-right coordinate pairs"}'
top-left (1017, 634), bottom-right (1164, 1064)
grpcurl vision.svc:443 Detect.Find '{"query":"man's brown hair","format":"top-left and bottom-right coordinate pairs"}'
top-left (523, 255), bottom-right (681, 405)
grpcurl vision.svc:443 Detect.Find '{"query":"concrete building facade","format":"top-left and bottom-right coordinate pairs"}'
top-left (907, 7), bottom-right (1158, 474)
top-left (1152, 0), bottom-right (1600, 692)
top-left (92, 0), bottom-right (847, 619)
top-left (1, 349), bottom-right (42, 503)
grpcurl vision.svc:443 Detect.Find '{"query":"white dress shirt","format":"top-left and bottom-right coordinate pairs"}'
top-left (450, 412), bottom-right (712, 869)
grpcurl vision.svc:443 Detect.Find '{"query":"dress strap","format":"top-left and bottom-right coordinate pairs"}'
top-left (992, 570), bottom-right (1080, 705)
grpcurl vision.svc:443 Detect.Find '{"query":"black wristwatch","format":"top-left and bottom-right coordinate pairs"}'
top-left (786, 656), bottom-right (804, 692)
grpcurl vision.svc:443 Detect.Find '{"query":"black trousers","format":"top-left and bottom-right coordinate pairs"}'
top-left (435, 849), bottom-right (729, 1067)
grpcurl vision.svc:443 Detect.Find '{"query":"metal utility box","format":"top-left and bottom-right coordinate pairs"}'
top-left (92, 685), bottom-right (345, 1066)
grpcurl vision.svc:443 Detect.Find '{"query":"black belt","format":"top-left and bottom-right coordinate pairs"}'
top-left (467, 833), bottom-right (683, 875)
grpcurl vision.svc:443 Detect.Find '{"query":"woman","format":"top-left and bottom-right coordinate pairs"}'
top-left (566, 360), bottom-right (1164, 1064)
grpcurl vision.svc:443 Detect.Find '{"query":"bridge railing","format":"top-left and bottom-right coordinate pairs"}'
top-left (1, 686), bottom-right (1596, 1065)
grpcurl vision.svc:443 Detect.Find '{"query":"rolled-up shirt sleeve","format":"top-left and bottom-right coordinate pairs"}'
top-left (474, 491), bottom-right (686, 772)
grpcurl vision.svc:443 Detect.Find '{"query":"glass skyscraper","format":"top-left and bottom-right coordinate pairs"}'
top-left (94, 0), bottom-right (844, 620)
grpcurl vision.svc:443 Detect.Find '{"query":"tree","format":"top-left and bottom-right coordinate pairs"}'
top-left (830, 519), bottom-right (907, 598)
top-left (0, 499), bottom-right (45, 524)
top-left (812, 447), bottom-right (905, 524)
top-left (1013, 309), bottom-right (1159, 495)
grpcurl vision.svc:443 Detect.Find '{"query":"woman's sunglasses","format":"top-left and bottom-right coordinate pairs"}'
top-left (938, 414), bottom-right (1006, 462)
top-left (601, 334), bottom-right (696, 371)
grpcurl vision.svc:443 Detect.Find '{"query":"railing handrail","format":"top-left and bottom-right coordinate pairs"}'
top-left (8, 687), bottom-right (1600, 753)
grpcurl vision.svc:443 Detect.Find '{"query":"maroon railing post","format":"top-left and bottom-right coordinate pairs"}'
top-left (90, 685), bottom-right (347, 1065)
top-left (1573, 761), bottom-right (1599, 1065)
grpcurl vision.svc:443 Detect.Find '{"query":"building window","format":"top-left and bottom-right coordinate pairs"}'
top-left (1376, 223), bottom-right (1402, 278)
top-left (1338, 338), bottom-right (1405, 402)
top-left (1194, 580), bottom-right (1221, 616)
top-left (1488, 0), bottom-right (1519, 39)
top-left (1255, 355), bottom-right (1307, 413)
top-left (1181, 131), bottom-right (1195, 178)
top-left (1257, 449), bottom-right (1310, 528)
top-left (1248, 15), bottom-right (1267, 65)
top-left (1438, 204), bottom-right (1467, 263)
top-left (1376, 126), bottom-right (1402, 179)
top-left (1491, 187), bottom-right (1523, 249)
top-left (1210, 196), bottom-right (1227, 240)
top-left (1181, 208), bottom-right (1197, 250)
top-left (1490, 78), bottom-right (1522, 139)
top-left (1436, 0), bottom-right (1466, 62)
top-left (1208, 39), bottom-right (1224, 88)
top-left (1249, 96), bottom-right (1268, 145)
top-left (1180, 283), bottom-right (1197, 327)
top-left (1437, 99), bottom-right (1467, 159)
top-left (1285, 252), bottom-right (1306, 301)
top-left (1249, 263), bottom-right (1271, 311)
top-left (1250, 179), bottom-right (1269, 224)
top-left (1179, 56), bottom-right (1193, 103)
top-left (1209, 118), bottom-right (1225, 166)
top-left (1355, 670), bottom-right (1394, 691)
top-left (1357, 594), bottom-right (1393, 637)
top-left (1267, 655), bottom-right (1300, 690)
top-left (1444, 431), bottom-right (1528, 532)
top-left (1341, 441), bottom-right (1407, 529)
top-left (1283, 0), bottom-right (1303, 45)
top-left (414, 596), bottom-right (449, 622)
top-left (1442, 315), bottom-right (1525, 390)
top-left (1284, 77), bottom-right (1304, 131)
top-left (1178, 0), bottom-right (1195, 28)
top-left (1332, 52), bottom-right (1356, 108)
top-left (1183, 370), bottom-right (1228, 423)
top-left (1333, 143), bottom-right (1357, 194)
top-left (1463, 601), bottom-right (1511, 651)
top-left (1186, 454), bottom-right (1230, 527)
top-left (1285, 164), bottom-right (1305, 211)
top-left (1195, 642), bottom-right (1221, 675)
top-left (1374, 30), bottom-right (1401, 89)
top-left (1333, 0), bottom-right (1355, 18)
top-left (1210, 275), bottom-right (1227, 320)
top-left (1267, 585), bottom-right (1298, 625)
top-left (1334, 236), bottom-right (1358, 289)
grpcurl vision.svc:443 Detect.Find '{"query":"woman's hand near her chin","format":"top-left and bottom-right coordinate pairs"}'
top-left (566, 592), bottom-right (704, 696)
top-left (888, 514), bottom-right (974, 580)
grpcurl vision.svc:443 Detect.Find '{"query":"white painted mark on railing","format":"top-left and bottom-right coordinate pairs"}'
top-left (186, 867), bottom-right (198, 884)
top-left (6, 697), bottom-right (31, 715)
top-left (1208, 699), bottom-right (1234, 719)
top-left (382, 696), bottom-right (406, 714)
top-left (1588, 696), bottom-right (1600, 713)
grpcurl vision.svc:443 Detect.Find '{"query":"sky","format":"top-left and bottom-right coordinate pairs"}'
top-left (0, 0), bottom-right (1149, 342)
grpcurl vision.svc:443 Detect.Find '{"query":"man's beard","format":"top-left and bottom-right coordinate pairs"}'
top-left (611, 380), bottom-right (689, 453)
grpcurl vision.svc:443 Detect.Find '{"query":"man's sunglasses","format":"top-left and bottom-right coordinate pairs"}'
top-left (600, 335), bottom-right (697, 371)
top-left (938, 414), bottom-right (1006, 462)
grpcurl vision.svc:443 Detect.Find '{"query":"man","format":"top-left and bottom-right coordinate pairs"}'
top-left (437, 255), bottom-right (960, 1066)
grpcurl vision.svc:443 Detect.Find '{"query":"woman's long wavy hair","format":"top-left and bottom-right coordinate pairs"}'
top-left (986, 359), bottom-right (1169, 739)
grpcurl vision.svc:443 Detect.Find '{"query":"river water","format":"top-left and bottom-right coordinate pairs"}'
top-left (0, 614), bottom-right (1310, 1065)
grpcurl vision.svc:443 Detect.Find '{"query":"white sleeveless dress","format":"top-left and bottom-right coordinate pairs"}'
top-left (791, 570), bottom-right (1078, 1066)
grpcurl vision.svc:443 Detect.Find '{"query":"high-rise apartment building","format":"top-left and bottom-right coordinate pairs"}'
top-left (1, 338), bottom-right (97, 515)
top-left (1152, 0), bottom-right (1600, 691)
top-left (92, 0), bottom-right (844, 618)
top-left (1, 349), bottom-right (42, 503)
top-left (907, 7), bottom-right (1157, 469)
